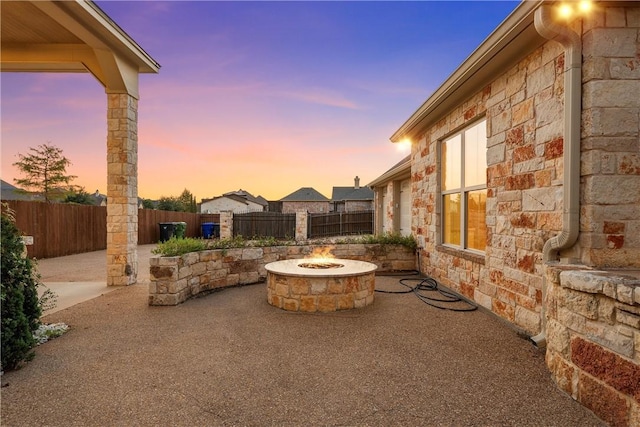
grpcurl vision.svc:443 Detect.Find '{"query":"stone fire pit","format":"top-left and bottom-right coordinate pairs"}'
top-left (265, 258), bottom-right (377, 312)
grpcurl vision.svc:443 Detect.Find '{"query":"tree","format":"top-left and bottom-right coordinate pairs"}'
top-left (64, 188), bottom-right (95, 205)
top-left (157, 189), bottom-right (197, 212)
top-left (178, 189), bottom-right (197, 213)
top-left (13, 143), bottom-right (77, 202)
top-left (141, 199), bottom-right (156, 209)
top-left (157, 196), bottom-right (183, 212)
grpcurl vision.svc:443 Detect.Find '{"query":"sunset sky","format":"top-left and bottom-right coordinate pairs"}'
top-left (1, 1), bottom-right (518, 202)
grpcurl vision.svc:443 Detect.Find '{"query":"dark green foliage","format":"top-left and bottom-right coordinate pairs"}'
top-left (156, 196), bottom-right (183, 212)
top-left (1, 209), bottom-right (42, 371)
top-left (157, 189), bottom-right (197, 212)
top-left (152, 237), bottom-right (207, 257)
top-left (64, 188), bottom-right (95, 205)
top-left (356, 233), bottom-right (418, 251)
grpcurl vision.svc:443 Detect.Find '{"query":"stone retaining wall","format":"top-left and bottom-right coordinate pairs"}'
top-left (545, 266), bottom-right (640, 427)
top-left (149, 244), bottom-right (415, 306)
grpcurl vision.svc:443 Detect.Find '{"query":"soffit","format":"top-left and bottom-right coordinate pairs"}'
top-left (1, 2), bottom-right (82, 44)
top-left (1, 0), bottom-right (159, 79)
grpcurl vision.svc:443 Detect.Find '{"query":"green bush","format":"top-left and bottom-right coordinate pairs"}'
top-left (356, 233), bottom-right (418, 251)
top-left (1, 208), bottom-right (42, 371)
top-left (152, 236), bottom-right (208, 257)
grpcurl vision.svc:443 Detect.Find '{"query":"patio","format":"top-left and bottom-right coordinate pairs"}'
top-left (1, 250), bottom-right (604, 426)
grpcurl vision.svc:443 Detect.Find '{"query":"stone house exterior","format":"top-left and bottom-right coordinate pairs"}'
top-left (369, 155), bottom-right (411, 236)
top-left (387, 1), bottom-right (639, 425)
top-left (280, 187), bottom-right (330, 214)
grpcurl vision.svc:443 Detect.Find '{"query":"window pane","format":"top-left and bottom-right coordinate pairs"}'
top-left (442, 135), bottom-right (461, 190)
top-left (443, 193), bottom-right (461, 245)
top-left (466, 189), bottom-right (487, 251)
top-left (464, 121), bottom-right (487, 187)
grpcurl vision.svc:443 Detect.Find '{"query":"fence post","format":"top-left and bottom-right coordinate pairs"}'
top-left (220, 210), bottom-right (233, 239)
top-left (295, 210), bottom-right (308, 241)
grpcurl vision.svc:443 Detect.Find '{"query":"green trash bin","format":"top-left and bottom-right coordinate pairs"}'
top-left (159, 222), bottom-right (186, 242)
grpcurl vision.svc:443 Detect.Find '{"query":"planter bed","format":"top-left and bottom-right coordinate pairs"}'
top-left (149, 243), bottom-right (415, 306)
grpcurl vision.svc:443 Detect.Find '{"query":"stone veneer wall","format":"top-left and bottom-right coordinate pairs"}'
top-left (545, 266), bottom-right (639, 427)
top-left (580, 5), bottom-right (640, 267)
top-left (149, 244), bottom-right (415, 306)
top-left (412, 38), bottom-right (566, 335)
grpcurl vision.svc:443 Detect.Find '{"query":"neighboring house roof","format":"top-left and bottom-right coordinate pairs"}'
top-left (391, 0), bottom-right (545, 142)
top-left (91, 190), bottom-right (107, 206)
top-left (331, 186), bottom-right (373, 202)
top-left (1, 179), bottom-right (44, 201)
top-left (368, 155), bottom-right (411, 187)
top-left (223, 189), bottom-right (268, 207)
top-left (280, 187), bottom-right (329, 202)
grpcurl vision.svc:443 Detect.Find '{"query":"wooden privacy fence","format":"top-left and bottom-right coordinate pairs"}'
top-left (4, 200), bottom-right (107, 259)
top-left (308, 210), bottom-right (373, 238)
top-left (4, 200), bottom-right (220, 259)
top-left (137, 210), bottom-right (220, 243)
top-left (233, 211), bottom-right (295, 239)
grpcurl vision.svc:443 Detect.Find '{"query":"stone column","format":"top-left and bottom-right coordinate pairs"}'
top-left (106, 93), bottom-right (138, 286)
top-left (220, 211), bottom-right (233, 239)
top-left (295, 210), bottom-right (308, 241)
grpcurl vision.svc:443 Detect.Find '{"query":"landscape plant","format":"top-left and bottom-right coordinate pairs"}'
top-left (1, 205), bottom-right (42, 370)
top-left (151, 233), bottom-right (417, 257)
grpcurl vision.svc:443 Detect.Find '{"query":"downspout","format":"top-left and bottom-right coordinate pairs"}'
top-left (530, 4), bottom-right (582, 347)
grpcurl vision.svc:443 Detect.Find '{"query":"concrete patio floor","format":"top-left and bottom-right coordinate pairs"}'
top-left (1, 248), bottom-right (605, 426)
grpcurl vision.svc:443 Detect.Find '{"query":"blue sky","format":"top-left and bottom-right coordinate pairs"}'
top-left (1, 1), bottom-right (519, 200)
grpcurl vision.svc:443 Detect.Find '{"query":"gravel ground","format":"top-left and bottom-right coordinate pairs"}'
top-left (1, 269), bottom-right (604, 426)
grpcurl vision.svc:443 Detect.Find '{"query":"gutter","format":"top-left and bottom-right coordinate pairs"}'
top-left (530, 4), bottom-right (582, 348)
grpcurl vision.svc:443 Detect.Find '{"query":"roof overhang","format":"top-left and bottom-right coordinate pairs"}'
top-left (1, 0), bottom-right (160, 98)
top-left (390, 0), bottom-right (546, 142)
top-left (368, 156), bottom-right (412, 188)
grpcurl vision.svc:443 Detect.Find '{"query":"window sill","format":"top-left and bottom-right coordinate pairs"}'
top-left (436, 245), bottom-right (486, 265)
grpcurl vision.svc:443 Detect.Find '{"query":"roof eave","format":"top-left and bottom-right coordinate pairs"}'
top-left (368, 159), bottom-right (411, 187)
top-left (80, 1), bottom-right (160, 73)
top-left (390, 0), bottom-right (545, 143)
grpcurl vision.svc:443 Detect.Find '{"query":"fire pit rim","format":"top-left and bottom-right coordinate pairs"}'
top-left (265, 258), bottom-right (377, 278)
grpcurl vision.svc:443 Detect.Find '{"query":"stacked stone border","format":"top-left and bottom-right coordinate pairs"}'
top-left (545, 266), bottom-right (640, 427)
top-left (149, 243), bottom-right (415, 306)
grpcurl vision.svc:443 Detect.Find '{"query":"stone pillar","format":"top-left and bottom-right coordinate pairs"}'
top-left (106, 93), bottom-right (138, 286)
top-left (220, 211), bottom-right (233, 239)
top-left (295, 210), bottom-right (308, 241)
top-left (374, 188), bottom-right (384, 235)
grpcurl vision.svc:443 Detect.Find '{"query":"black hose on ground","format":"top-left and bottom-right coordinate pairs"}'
top-left (376, 272), bottom-right (478, 312)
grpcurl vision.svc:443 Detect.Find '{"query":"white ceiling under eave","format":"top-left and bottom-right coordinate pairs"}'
top-left (1, 0), bottom-right (160, 98)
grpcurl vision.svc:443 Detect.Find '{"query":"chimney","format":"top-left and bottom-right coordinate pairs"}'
top-left (354, 176), bottom-right (360, 189)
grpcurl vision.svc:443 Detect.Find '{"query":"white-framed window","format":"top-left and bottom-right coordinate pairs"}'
top-left (441, 119), bottom-right (487, 252)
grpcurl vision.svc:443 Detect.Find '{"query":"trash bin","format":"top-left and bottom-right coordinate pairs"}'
top-left (159, 222), bottom-right (187, 242)
top-left (201, 222), bottom-right (214, 239)
top-left (159, 222), bottom-right (175, 242)
top-left (174, 222), bottom-right (186, 239)
top-left (212, 223), bottom-right (220, 238)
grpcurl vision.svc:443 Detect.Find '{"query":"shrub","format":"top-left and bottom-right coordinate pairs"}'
top-left (1, 207), bottom-right (42, 371)
top-left (356, 233), bottom-right (418, 251)
top-left (152, 236), bottom-right (208, 257)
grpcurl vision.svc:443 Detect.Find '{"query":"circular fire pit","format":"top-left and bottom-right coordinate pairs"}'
top-left (265, 259), bottom-right (377, 312)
